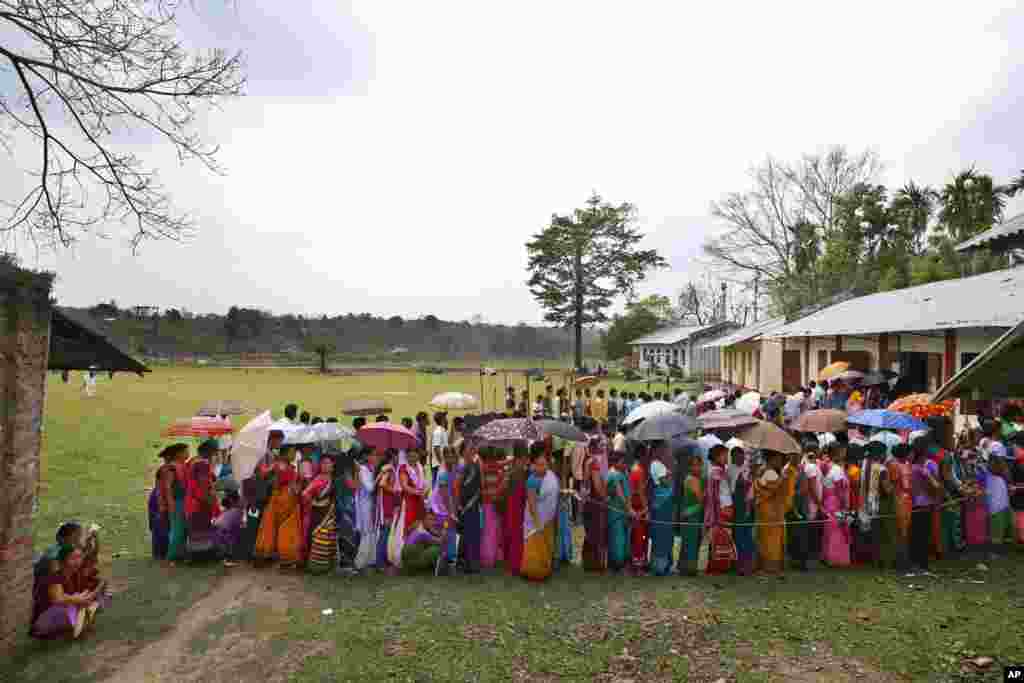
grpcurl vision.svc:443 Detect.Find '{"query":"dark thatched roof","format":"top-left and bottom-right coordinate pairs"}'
top-left (50, 307), bottom-right (150, 375)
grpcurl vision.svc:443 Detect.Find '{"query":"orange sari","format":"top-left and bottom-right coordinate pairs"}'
top-left (255, 466), bottom-right (302, 563)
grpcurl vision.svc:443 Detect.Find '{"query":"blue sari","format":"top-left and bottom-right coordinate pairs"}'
top-left (606, 469), bottom-right (631, 570)
top-left (649, 471), bottom-right (675, 576)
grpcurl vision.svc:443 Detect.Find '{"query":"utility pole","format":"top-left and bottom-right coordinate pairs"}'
top-left (720, 282), bottom-right (728, 321)
top-left (753, 274), bottom-right (760, 322)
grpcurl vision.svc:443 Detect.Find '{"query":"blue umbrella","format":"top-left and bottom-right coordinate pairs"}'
top-left (846, 409), bottom-right (927, 432)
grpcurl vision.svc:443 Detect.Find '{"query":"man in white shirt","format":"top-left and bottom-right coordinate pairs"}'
top-left (431, 412), bottom-right (449, 479)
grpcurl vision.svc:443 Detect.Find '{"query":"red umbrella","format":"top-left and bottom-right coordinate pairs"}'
top-left (162, 417), bottom-right (234, 438)
top-left (356, 423), bottom-right (418, 451)
top-left (697, 409), bottom-right (759, 432)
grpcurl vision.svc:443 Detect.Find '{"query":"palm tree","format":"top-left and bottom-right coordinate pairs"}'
top-left (938, 168), bottom-right (1006, 243)
top-left (892, 181), bottom-right (938, 255)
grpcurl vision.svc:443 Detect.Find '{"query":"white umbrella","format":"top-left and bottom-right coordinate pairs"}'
top-left (699, 389), bottom-right (726, 404)
top-left (697, 434), bottom-right (724, 457)
top-left (429, 392), bottom-right (479, 411)
top-left (621, 400), bottom-right (682, 425)
top-left (283, 426), bottom-right (319, 445)
top-left (313, 422), bottom-right (355, 442)
top-left (232, 410), bottom-right (272, 482)
top-left (735, 391), bottom-right (761, 415)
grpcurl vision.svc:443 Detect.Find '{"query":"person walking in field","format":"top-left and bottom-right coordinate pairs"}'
top-left (82, 370), bottom-right (97, 398)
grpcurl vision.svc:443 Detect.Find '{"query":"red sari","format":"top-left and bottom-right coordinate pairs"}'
top-left (502, 464), bottom-right (527, 575)
top-left (399, 462), bottom-right (426, 535)
top-left (629, 461), bottom-right (648, 569)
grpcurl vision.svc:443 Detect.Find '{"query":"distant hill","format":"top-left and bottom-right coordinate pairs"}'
top-left (69, 303), bottom-right (601, 362)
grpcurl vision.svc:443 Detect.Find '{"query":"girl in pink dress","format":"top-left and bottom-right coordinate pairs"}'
top-left (821, 448), bottom-right (851, 567)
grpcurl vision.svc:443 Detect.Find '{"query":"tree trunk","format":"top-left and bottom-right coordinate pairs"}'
top-left (574, 242), bottom-right (583, 371)
top-left (318, 348), bottom-right (328, 374)
top-left (0, 274), bottom-right (53, 656)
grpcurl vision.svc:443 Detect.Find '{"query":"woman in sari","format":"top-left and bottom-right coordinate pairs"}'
top-left (648, 447), bottom-right (675, 576)
top-left (166, 444), bottom-right (191, 566)
top-left (680, 455), bottom-right (705, 575)
top-left (375, 449), bottom-right (398, 572)
top-left (400, 511), bottom-right (444, 574)
top-left (354, 449), bottom-right (379, 571)
top-left (30, 547), bottom-right (103, 640)
top-left (303, 453), bottom-right (336, 574)
top-left (703, 444), bottom-right (735, 575)
top-left (459, 443), bottom-right (483, 574)
top-left (480, 446), bottom-right (506, 569)
top-left (431, 447), bottom-right (461, 572)
top-left (757, 454), bottom-right (786, 577)
top-left (551, 445), bottom-right (574, 569)
top-left (582, 431), bottom-right (609, 572)
top-left (399, 450), bottom-right (427, 535)
top-left (254, 448), bottom-right (302, 567)
top-left (629, 445), bottom-right (650, 574)
top-left (730, 446), bottom-right (756, 576)
top-left (334, 452), bottom-right (360, 574)
top-left (877, 443), bottom-right (904, 569)
top-left (962, 448), bottom-right (989, 548)
top-left (149, 445), bottom-right (180, 560)
top-left (893, 440), bottom-right (913, 548)
top-left (185, 459), bottom-right (222, 558)
top-left (605, 450), bottom-right (631, 572)
top-left (939, 444), bottom-right (966, 555)
top-left (522, 449), bottom-right (560, 581)
top-left (821, 443), bottom-right (851, 567)
top-left (501, 445), bottom-right (529, 575)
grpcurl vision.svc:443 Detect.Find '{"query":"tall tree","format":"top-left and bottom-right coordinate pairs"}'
top-left (703, 146), bottom-right (882, 317)
top-left (526, 194), bottom-right (667, 369)
top-left (938, 168), bottom-right (1006, 243)
top-left (0, 0), bottom-right (244, 249)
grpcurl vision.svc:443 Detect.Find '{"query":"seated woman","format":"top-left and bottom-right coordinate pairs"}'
top-left (213, 491), bottom-right (243, 567)
top-left (34, 522), bottom-right (83, 580)
top-left (30, 547), bottom-right (104, 640)
top-left (400, 510), bottom-right (443, 574)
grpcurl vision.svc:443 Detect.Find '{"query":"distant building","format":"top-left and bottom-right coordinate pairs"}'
top-left (131, 305), bottom-right (159, 319)
top-left (629, 321), bottom-right (739, 377)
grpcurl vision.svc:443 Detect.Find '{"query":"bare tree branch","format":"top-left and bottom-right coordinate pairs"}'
top-left (0, 0), bottom-right (245, 249)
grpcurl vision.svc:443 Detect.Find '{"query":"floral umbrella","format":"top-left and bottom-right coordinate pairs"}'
top-left (698, 408), bottom-right (760, 432)
top-left (818, 361), bottom-right (851, 381)
top-left (471, 418), bottom-right (541, 443)
top-left (162, 417), bottom-right (234, 438)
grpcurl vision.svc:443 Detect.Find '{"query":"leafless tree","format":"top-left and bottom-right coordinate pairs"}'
top-left (676, 273), bottom-right (751, 326)
top-left (702, 146), bottom-right (881, 313)
top-left (0, 0), bottom-right (245, 250)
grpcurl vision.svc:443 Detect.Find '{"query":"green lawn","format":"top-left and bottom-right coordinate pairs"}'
top-left (5, 367), bottom-right (1023, 682)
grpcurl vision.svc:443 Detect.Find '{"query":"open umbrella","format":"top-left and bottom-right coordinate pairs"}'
top-left (573, 375), bottom-right (601, 387)
top-left (196, 400), bottom-right (249, 417)
top-left (735, 421), bottom-right (800, 455)
top-left (818, 361), bottom-right (850, 381)
top-left (472, 418), bottom-right (541, 443)
top-left (232, 410), bottom-right (272, 482)
top-left (629, 413), bottom-right (696, 442)
top-left (162, 417), bottom-right (234, 438)
top-left (312, 422), bottom-right (355, 442)
top-left (356, 423), bottom-right (418, 451)
top-left (698, 389), bottom-right (726, 404)
top-left (697, 434), bottom-right (724, 458)
top-left (283, 426), bottom-right (320, 445)
top-left (835, 369), bottom-right (866, 383)
top-left (735, 391), bottom-right (761, 415)
top-left (846, 409), bottom-right (927, 432)
top-left (860, 370), bottom-right (899, 386)
top-left (870, 431), bottom-right (903, 454)
top-left (341, 399), bottom-right (392, 417)
top-left (536, 419), bottom-right (587, 443)
top-left (793, 409), bottom-right (848, 434)
top-left (888, 393), bottom-right (933, 412)
top-left (621, 400), bottom-right (681, 425)
top-left (429, 392), bottom-right (479, 411)
top-left (698, 408), bottom-right (760, 431)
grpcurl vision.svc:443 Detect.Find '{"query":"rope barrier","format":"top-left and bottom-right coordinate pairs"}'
top-left (557, 489), bottom-right (984, 528)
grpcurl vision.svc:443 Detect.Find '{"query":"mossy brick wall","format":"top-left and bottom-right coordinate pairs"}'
top-left (0, 268), bottom-right (53, 655)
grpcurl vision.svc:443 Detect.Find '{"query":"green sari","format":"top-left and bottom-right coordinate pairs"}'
top-left (606, 468), bottom-right (630, 570)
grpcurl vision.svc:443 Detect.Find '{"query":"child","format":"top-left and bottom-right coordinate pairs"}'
top-left (987, 448), bottom-right (1017, 556)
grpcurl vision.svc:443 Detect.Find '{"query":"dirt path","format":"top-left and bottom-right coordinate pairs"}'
top-left (102, 572), bottom-right (258, 683)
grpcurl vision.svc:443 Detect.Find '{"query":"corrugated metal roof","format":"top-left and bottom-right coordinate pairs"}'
top-left (701, 316), bottom-right (787, 349)
top-left (767, 267), bottom-right (1024, 338)
top-left (934, 317), bottom-right (1024, 400)
top-left (629, 324), bottom-right (717, 346)
top-left (955, 212), bottom-right (1024, 253)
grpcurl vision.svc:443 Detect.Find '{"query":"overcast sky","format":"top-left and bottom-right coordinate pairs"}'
top-left (11, 1), bottom-right (1024, 324)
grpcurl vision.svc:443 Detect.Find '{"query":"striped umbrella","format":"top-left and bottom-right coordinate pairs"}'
top-left (162, 417), bottom-right (234, 438)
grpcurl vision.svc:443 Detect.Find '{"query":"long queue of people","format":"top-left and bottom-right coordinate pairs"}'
top-left (141, 395), bottom-right (1024, 585)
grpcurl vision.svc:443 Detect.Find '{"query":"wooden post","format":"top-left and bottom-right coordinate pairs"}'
top-left (0, 265), bottom-right (53, 656)
top-left (944, 330), bottom-right (956, 382)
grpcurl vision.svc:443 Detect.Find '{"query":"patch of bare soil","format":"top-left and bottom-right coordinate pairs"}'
top-left (100, 570), bottom-right (332, 683)
top-left (732, 639), bottom-right (905, 683)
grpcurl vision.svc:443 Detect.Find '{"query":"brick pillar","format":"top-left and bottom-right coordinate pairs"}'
top-left (0, 266), bottom-right (53, 656)
top-left (944, 330), bottom-right (956, 382)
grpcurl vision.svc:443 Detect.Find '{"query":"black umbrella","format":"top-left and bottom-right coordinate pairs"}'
top-left (629, 413), bottom-right (697, 442)
top-left (860, 370), bottom-right (899, 386)
top-left (536, 419), bottom-right (587, 443)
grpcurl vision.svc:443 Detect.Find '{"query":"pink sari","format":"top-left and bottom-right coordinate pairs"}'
top-left (822, 464), bottom-right (851, 567)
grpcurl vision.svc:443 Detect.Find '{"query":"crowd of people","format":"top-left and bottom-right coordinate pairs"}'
top-left (135, 387), bottom-right (1024, 587)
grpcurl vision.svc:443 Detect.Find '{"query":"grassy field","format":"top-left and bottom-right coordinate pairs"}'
top-left (5, 367), bottom-right (1023, 682)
